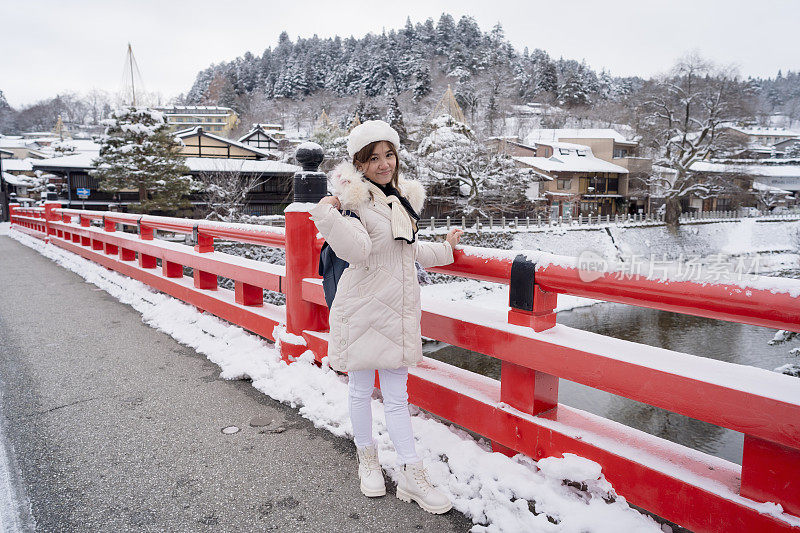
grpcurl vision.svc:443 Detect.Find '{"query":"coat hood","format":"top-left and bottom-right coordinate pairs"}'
top-left (329, 161), bottom-right (425, 215)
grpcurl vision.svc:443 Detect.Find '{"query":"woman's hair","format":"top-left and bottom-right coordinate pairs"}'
top-left (352, 140), bottom-right (399, 187)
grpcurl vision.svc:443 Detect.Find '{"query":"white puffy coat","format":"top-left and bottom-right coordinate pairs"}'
top-left (309, 161), bottom-right (454, 372)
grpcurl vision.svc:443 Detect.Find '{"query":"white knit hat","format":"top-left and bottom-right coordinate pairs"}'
top-left (347, 120), bottom-right (401, 158)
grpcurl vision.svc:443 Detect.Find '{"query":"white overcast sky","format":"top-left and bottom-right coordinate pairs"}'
top-left (2, 0), bottom-right (798, 108)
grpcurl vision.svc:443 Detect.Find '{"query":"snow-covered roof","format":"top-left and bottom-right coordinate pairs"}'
top-left (176, 127), bottom-right (272, 158)
top-left (55, 139), bottom-right (102, 153)
top-left (525, 128), bottom-right (635, 145)
top-left (725, 126), bottom-right (800, 137)
top-left (2, 171), bottom-right (34, 186)
top-left (1, 158), bottom-right (34, 171)
top-left (752, 181), bottom-right (792, 194)
top-left (514, 143), bottom-right (629, 174)
top-left (690, 161), bottom-right (800, 178)
top-left (30, 153), bottom-right (98, 170)
top-left (238, 126), bottom-right (279, 144)
top-left (0, 137), bottom-right (40, 149)
top-left (156, 105), bottom-right (234, 115)
top-left (535, 140), bottom-right (594, 151)
top-left (184, 157), bottom-right (299, 174)
top-left (30, 152), bottom-right (299, 175)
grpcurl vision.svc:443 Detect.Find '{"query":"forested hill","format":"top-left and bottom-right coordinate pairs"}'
top-left (184, 14), bottom-right (641, 111)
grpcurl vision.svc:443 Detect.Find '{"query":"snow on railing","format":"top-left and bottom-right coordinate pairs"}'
top-left (8, 201), bottom-right (800, 532)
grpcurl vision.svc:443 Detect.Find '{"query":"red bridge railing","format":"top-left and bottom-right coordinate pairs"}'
top-left (8, 202), bottom-right (800, 532)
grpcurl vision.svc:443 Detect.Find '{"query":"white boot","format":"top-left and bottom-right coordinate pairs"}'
top-left (356, 445), bottom-right (386, 497)
top-left (396, 461), bottom-right (452, 514)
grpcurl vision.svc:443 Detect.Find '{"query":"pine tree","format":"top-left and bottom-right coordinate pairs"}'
top-left (0, 90), bottom-right (18, 134)
top-left (92, 107), bottom-right (191, 213)
top-left (533, 57), bottom-right (558, 96)
top-left (435, 13), bottom-right (456, 55)
top-left (386, 95), bottom-right (408, 144)
top-left (558, 73), bottom-right (589, 107)
top-left (413, 66), bottom-right (432, 102)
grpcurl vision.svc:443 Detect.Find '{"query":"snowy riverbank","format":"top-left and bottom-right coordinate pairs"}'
top-left (510, 218), bottom-right (800, 265)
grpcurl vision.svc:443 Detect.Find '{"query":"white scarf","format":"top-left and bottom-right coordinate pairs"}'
top-left (366, 182), bottom-right (417, 243)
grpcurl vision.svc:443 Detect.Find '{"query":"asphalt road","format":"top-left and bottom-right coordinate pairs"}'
top-left (0, 235), bottom-right (472, 532)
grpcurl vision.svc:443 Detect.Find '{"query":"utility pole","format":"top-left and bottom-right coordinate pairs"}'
top-left (128, 43), bottom-right (136, 106)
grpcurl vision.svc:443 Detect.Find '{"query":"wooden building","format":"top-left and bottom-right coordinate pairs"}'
top-left (238, 125), bottom-right (281, 155)
top-left (513, 141), bottom-right (629, 217)
top-left (155, 106), bottom-right (239, 136)
top-left (30, 151), bottom-right (299, 215)
top-left (174, 127), bottom-right (275, 160)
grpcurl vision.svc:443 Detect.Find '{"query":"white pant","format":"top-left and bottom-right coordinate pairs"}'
top-left (348, 367), bottom-right (419, 465)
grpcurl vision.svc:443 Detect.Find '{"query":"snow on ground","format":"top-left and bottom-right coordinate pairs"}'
top-left (0, 222), bottom-right (9, 236)
top-left (6, 228), bottom-right (659, 533)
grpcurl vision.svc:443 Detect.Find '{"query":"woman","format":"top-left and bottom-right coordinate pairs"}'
top-left (310, 120), bottom-right (462, 514)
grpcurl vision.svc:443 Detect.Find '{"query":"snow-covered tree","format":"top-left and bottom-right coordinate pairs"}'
top-left (417, 114), bottom-right (536, 216)
top-left (385, 95), bottom-right (408, 144)
top-left (413, 66), bottom-right (432, 102)
top-left (638, 55), bottom-right (750, 226)
top-left (92, 107), bottom-right (191, 213)
top-left (784, 143), bottom-right (800, 158)
top-left (558, 72), bottom-right (589, 107)
top-left (754, 182), bottom-right (791, 211)
top-left (0, 90), bottom-right (18, 133)
top-left (197, 167), bottom-right (264, 221)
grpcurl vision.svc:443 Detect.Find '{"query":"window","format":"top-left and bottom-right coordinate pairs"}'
top-left (558, 148), bottom-right (571, 156)
top-left (557, 178), bottom-right (571, 190)
top-left (576, 150), bottom-right (587, 157)
top-left (613, 148), bottom-right (628, 158)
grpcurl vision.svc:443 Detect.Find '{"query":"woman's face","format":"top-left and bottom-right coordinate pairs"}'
top-left (357, 141), bottom-right (396, 186)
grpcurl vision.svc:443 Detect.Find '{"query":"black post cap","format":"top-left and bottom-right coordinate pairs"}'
top-left (509, 253), bottom-right (536, 312)
top-left (295, 142), bottom-right (324, 172)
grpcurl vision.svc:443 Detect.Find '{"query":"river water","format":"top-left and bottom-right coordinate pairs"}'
top-left (424, 268), bottom-right (800, 465)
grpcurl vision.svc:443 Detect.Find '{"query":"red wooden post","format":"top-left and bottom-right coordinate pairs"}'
top-left (193, 230), bottom-right (217, 290)
top-left (80, 215), bottom-right (90, 227)
top-left (194, 231), bottom-right (213, 253)
top-left (103, 217), bottom-right (118, 255)
top-left (138, 223), bottom-right (156, 269)
top-left (8, 204), bottom-right (19, 226)
top-left (740, 435), bottom-right (800, 516)
top-left (162, 260), bottom-right (182, 278)
top-left (235, 281), bottom-right (263, 306)
top-left (120, 247), bottom-right (135, 261)
top-left (494, 255), bottom-right (559, 457)
top-left (44, 202), bottom-right (60, 241)
top-left (282, 206), bottom-right (326, 362)
top-left (60, 212), bottom-right (71, 240)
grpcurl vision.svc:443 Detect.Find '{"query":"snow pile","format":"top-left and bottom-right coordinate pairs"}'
top-left (8, 228), bottom-right (659, 532)
top-left (775, 363), bottom-right (800, 377)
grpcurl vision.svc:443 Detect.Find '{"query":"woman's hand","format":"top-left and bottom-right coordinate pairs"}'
top-left (445, 228), bottom-right (464, 249)
top-left (318, 195), bottom-right (341, 210)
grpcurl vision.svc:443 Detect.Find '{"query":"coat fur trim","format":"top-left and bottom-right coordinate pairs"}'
top-left (330, 161), bottom-right (425, 214)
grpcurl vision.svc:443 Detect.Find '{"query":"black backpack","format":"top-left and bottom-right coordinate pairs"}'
top-left (318, 210), bottom-right (360, 308)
